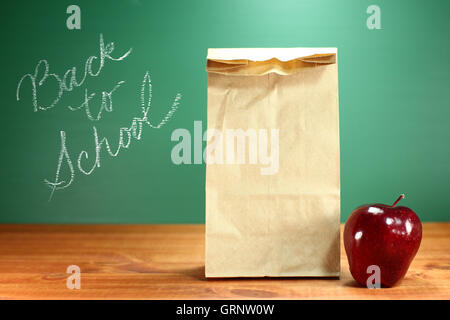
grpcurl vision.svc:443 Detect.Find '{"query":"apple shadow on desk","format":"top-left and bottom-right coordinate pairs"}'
top-left (342, 280), bottom-right (364, 288)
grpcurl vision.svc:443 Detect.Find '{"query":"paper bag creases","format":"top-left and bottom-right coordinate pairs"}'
top-left (207, 48), bottom-right (336, 75)
top-left (205, 48), bottom-right (340, 278)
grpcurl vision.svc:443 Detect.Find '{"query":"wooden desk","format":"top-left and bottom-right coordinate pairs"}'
top-left (0, 223), bottom-right (448, 299)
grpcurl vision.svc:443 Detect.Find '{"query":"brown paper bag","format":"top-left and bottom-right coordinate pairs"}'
top-left (205, 48), bottom-right (340, 277)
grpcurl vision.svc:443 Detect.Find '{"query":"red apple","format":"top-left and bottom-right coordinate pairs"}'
top-left (344, 194), bottom-right (422, 287)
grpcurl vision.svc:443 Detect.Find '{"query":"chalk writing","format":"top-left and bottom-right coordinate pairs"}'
top-left (15, 34), bottom-right (182, 201)
top-left (68, 80), bottom-right (125, 121)
top-left (16, 33), bottom-right (132, 119)
top-left (44, 72), bottom-right (182, 200)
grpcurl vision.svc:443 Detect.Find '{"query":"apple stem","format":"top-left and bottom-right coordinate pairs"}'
top-left (392, 194), bottom-right (405, 207)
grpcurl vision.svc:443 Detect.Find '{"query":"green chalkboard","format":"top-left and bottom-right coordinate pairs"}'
top-left (1, 0), bottom-right (449, 223)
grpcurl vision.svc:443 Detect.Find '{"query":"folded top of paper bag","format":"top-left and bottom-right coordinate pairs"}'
top-left (206, 48), bottom-right (337, 76)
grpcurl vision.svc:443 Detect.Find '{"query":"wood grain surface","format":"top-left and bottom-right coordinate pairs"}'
top-left (0, 223), bottom-right (448, 299)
